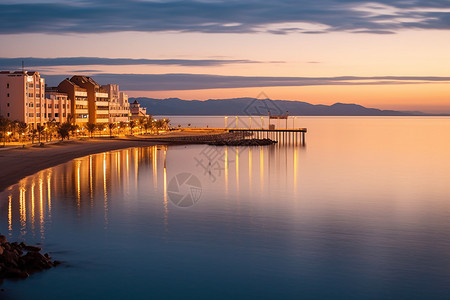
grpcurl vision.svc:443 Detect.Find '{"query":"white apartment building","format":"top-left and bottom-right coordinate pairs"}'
top-left (0, 71), bottom-right (70, 126)
top-left (101, 84), bottom-right (130, 123)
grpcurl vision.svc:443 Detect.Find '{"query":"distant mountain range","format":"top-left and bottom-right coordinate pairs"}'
top-left (130, 97), bottom-right (435, 116)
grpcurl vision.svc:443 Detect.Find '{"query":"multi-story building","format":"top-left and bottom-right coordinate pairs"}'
top-left (0, 71), bottom-right (46, 127)
top-left (101, 84), bottom-right (130, 123)
top-left (69, 76), bottom-right (109, 124)
top-left (119, 91), bottom-right (131, 121)
top-left (130, 100), bottom-right (148, 120)
top-left (57, 79), bottom-right (89, 125)
top-left (2, 72), bottom-right (132, 128)
top-left (44, 88), bottom-right (71, 123)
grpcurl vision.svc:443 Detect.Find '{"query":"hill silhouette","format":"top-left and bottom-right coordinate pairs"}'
top-left (130, 97), bottom-right (429, 116)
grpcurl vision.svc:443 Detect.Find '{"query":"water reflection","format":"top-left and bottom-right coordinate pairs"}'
top-left (2, 143), bottom-right (302, 242)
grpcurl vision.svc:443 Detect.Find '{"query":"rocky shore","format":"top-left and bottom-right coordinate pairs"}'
top-left (0, 235), bottom-right (60, 283)
top-left (208, 138), bottom-right (277, 146)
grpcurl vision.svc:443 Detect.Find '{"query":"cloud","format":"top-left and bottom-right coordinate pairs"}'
top-left (42, 73), bottom-right (450, 91)
top-left (0, 0), bottom-right (449, 35)
top-left (0, 57), bottom-right (259, 68)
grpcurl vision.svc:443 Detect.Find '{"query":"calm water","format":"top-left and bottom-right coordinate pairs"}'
top-left (1, 117), bottom-right (450, 299)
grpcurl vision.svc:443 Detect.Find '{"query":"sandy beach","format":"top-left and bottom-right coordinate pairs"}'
top-left (0, 129), bottom-right (229, 193)
top-left (0, 138), bottom-right (160, 193)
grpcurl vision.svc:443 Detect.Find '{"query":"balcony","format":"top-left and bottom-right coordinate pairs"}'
top-left (75, 100), bottom-right (88, 106)
top-left (95, 92), bottom-right (109, 98)
top-left (96, 118), bottom-right (109, 123)
top-left (96, 101), bottom-right (109, 107)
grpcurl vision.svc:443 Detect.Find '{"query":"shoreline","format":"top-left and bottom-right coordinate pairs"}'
top-left (0, 129), bottom-right (230, 193)
top-left (0, 138), bottom-right (160, 194)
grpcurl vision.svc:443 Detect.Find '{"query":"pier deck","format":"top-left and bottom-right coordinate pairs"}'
top-left (228, 128), bottom-right (307, 144)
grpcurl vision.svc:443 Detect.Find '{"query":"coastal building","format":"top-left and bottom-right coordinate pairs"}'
top-left (130, 100), bottom-right (148, 120)
top-left (0, 71), bottom-right (45, 127)
top-left (44, 87), bottom-right (71, 123)
top-left (101, 84), bottom-right (130, 123)
top-left (69, 76), bottom-right (109, 124)
top-left (57, 79), bottom-right (89, 125)
top-left (119, 92), bottom-right (131, 121)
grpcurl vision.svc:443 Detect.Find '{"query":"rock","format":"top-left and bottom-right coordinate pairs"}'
top-left (24, 245), bottom-right (42, 252)
top-left (5, 268), bottom-right (29, 279)
top-left (2, 250), bottom-right (20, 268)
top-left (53, 260), bottom-right (62, 266)
top-left (0, 238), bottom-right (60, 282)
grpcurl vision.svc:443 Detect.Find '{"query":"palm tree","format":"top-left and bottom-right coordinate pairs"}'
top-left (129, 120), bottom-right (136, 135)
top-left (108, 123), bottom-right (116, 138)
top-left (138, 117), bottom-right (146, 135)
top-left (57, 122), bottom-right (72, 141)
top-left (86, 122), bottom-right (97, 138)
top-left (163, 118), bottom-right (170, 130)
top-left (36, 124), bottom-right (45, 144)
top-left (96, 123), bottom-right (106, 136)
top-left (46, 121), bottom-right (56, 141)
top-left (118, 121), bottom-right (126, 135)
top-left (10, 120), bottom-right (18, 142)
top-left (17, 121), bottom-right (28, 143)
top-left (154, 119), bottom-right (166, 134)
top-left (0, 116), bottom-right (10, 147)
top-left (143, 119), bottom-right (151, 134)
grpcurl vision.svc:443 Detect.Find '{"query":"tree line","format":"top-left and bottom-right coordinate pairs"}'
top-left (0, 115), bottom-right (170, 147)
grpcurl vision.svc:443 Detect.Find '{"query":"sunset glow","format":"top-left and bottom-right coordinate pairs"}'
top-left (1, 1), bottom-right (449, 113)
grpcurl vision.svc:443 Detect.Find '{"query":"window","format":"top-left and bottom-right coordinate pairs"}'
top-left (37, 113), bottom-right (40, 117)
top-left (63, 113), bottom-right (66, 117)
top-left (6, 83), bottom-right (9, 88)
top-left (29, 113), bottom-right (34, 117)
top-left (7, 113), bottom-right (10, 117)
top-left (48, 104), bottom-right (52, 108)
top-left (28, 93), bottom-right (33, 98)
top-left (7, 103), bottom-right (9, 107)
top-left (63, 104), bottom-right (66, 108)
top-left (55, 104), bottom-right (59, 108)
top-left (7, 93), bottom-right (10, 97)
top-left (55, 113), bottom-right (59, 117)
top-left (29, 103), bottom-right (34, 108)
top-left (36, 93), bottom-right (40, 98)
top-left (29, 83), bottom-right (34, 88)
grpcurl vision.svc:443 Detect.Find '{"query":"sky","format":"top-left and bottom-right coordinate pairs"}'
top-left (1, 0), bottom-right (449, 113)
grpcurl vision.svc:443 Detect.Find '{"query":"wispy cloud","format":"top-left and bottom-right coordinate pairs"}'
top-left (0, 0), bottom-right (449, 35)
top-left (0, 57), bottom-right (260, 68)
top-left (42, 73), bottom-right (450, 91)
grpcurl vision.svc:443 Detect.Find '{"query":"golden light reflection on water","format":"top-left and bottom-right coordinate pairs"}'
top-left (103, 153), bottom-right (108, 229)
top-left (163, 148), bottom-right (168, 231)
top-left (8, 195), bottom-right (12, 233)
top-left (235, 147), bottom-right (240, 193)
top-left (2, 143), bottom-right (302, 240)
top-left (39, 175), bottom-right (44, 239)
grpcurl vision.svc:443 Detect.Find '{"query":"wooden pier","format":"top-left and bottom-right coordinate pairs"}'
top-left (228, 128), bottom-right (307, 145)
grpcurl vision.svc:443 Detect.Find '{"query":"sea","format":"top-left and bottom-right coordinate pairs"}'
top-left (1, 116), bottom-right (450, 299)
